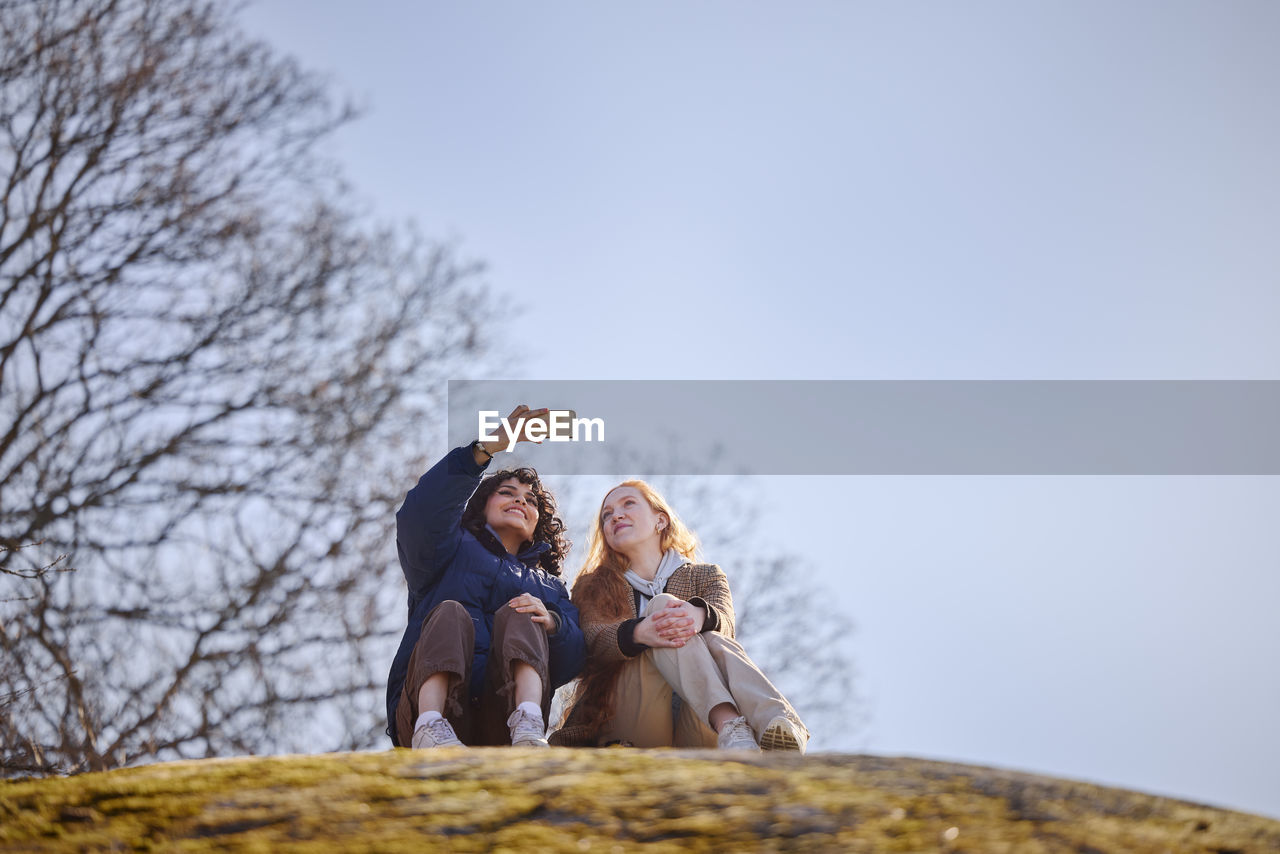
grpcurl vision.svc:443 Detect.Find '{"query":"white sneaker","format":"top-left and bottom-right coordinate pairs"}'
top-left (411, 717), bottom-right (464, 749)
top-left (507, 707), bottom-right (549, 747)
top-left (759, 715), bottom-right (808, 753)
top-left (716, 715), bottom-right (759, 751)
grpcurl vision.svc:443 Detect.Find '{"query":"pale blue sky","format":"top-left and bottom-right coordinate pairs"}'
top-left (243, 1), bottom-right (1279, 817)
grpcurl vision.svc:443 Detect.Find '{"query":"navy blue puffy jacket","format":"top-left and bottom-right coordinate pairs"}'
top-left (385, 446), bottom-right (586, 745)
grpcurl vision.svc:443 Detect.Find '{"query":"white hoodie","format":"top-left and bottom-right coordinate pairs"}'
top-left (622, 547), bottom-right (689, 605)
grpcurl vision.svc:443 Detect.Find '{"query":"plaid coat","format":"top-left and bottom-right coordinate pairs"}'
top-left (551, 562), bottom-right (735, 746)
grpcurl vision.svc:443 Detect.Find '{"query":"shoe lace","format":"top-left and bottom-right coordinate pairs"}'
top-left (425, 717), bottom-right (457, 743)
top-left (723, 717), bottom-right (754, 743)
top-left (510, 709), bottom-right (544, 738)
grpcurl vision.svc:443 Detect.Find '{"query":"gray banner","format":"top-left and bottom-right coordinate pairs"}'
top-left (446, 381), bottom-right (1280, 475)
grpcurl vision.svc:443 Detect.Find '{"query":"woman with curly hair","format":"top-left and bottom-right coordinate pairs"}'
top-left (551, 480), bottom-right (807, 751)
top-left (386, 405), bottom-right (585, 749)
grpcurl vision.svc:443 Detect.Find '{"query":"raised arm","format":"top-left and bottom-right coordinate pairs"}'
top-left (396, 405), bottom-right (552, 611)
top-left (395, 445), bottom-right (488, 611)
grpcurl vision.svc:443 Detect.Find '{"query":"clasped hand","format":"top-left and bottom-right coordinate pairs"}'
top-left (635, 599), bottom-right (705, 648)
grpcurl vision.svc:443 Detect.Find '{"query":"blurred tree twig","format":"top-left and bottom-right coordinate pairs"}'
top-left (1, 0), bottom-right (491, 775)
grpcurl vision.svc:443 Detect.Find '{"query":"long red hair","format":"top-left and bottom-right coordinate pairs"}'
top-left (566, 481), bottom-right (699, 738)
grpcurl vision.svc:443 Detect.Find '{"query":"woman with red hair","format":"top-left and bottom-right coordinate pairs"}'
top-left (552, 480), bottom-right (807, 751)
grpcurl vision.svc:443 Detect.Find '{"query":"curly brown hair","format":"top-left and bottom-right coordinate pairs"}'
top-left (460, 467), bottom-right (570, 574)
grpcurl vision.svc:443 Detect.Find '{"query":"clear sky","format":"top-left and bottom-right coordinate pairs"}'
top-left (242, 1), bottom-right (1280, 818)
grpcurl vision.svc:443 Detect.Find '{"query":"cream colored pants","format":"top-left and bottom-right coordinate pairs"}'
top-left (599, 593), bottom-right (805, 747)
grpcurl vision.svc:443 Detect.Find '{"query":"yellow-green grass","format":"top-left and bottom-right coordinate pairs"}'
top-left (3, 751), bottom-right (1277, 852)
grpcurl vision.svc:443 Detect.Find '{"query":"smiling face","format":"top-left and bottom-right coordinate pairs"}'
top-left (483, 477), bottom-right (539, 545)
top-left (599, 485), bottom-right (667, 559)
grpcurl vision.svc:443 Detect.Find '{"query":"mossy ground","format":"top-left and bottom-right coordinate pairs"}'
top-left (2, 750), bottom-right (1277, 852)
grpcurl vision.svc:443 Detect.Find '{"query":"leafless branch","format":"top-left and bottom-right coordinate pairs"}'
top-left (2, 0), bottom-right (492, 776)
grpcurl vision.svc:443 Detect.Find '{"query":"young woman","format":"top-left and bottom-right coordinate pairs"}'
top-left (386, 406), bottom-right (586, 749)
top-left (551, 481), bottom-right (808, 751)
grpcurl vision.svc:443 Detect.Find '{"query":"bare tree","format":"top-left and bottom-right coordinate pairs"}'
top-left (0, 542), bottom-right (70, 583)
top-left (1, 541), bottom-right (73, 774)
top-left (1, 0), bottom-right (488, 774)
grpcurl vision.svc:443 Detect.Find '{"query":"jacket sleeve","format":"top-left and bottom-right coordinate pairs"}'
top-left (574, 583), bottom-right (637, 665)
top-left (691, 564), bottom-right (735, 639)
top-left (545, 587), bottom-right (587, 689)
top-left (395, 445), bottom-right (487, 612)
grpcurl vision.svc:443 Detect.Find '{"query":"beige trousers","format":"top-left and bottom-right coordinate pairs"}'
top-left (599, 593), bottom-right (805, 747)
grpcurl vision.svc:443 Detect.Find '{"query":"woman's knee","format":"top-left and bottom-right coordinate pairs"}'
top-left (417, 599), bottom-right (474, 646)
top-left (642, 592), bottom-right (681, 616)
top-left (493, 604), bottom-right (548, 653)
top-left (428, 599), bottom-right (469, 623)
top-left (494, 603), bottom-right (536, 634)
top-left (494, 602), bottom-right (523, 622)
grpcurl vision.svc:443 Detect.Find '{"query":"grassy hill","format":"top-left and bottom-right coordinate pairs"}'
top-left (2, 750), bottom-right (1277, 852)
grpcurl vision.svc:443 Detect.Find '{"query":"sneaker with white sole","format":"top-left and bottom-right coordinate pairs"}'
top-left (507, 707), bottom-right (549, 747)
top-left (759, 715), bottom-right (808, 753)
top-left (411, 716), bottom-right (464, 749)
top-left (716, 715), bottom-right (759, 751)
